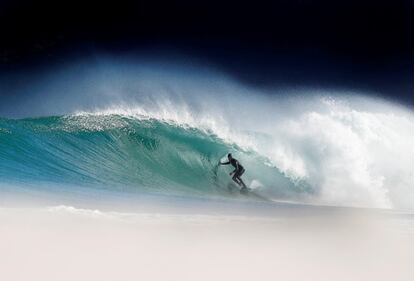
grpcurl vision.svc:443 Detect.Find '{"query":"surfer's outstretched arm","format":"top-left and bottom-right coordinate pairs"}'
top-left (219, 161), bottom-right (230, 165)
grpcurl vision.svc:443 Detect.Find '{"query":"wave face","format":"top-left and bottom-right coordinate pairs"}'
top-left (0, 114), bottom-right (300, 200)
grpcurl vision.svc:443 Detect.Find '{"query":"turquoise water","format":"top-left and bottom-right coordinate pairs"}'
top-left (0, 114), bottom-right (303, 200)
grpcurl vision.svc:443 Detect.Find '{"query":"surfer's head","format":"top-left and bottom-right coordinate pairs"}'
top-left (227, 153), bottom-right (232, 160)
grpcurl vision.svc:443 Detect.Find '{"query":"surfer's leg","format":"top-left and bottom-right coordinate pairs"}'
top-left (236, 168), bottom-right (247, 188)
top-left (232, 174), bottom-right (241, 185)
top-left (237, 177), bottom-right (247, 188)
top-left (233, 171), bottom-right (246, 188)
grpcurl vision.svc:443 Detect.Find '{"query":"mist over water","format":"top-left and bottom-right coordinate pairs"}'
top-left (1, 56), bottom-right (414, 210)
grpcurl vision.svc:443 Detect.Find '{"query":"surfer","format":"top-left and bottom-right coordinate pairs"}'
top-left (219, 153), bottom-right (247, 190)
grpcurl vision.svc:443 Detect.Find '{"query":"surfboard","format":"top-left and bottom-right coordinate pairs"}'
top-left (226, 182), bottom-right (269, 201)
top-left (242, 188), bottom-right (270, 201)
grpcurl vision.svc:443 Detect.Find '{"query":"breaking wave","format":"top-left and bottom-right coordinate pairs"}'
top-left (1, 58), bottom-right (414, 210)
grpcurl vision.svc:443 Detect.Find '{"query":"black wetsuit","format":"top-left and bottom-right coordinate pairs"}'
top-left (231, 158), bottom-right (245, 177)
top-left (221, 158), bottom-right (246, 188)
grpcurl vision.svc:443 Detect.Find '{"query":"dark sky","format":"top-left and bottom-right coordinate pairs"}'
top-left (1, 0), bottom-right (414, 103)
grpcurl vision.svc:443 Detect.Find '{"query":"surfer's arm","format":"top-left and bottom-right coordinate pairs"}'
top-left (219, 161), bottom-right (230, 165)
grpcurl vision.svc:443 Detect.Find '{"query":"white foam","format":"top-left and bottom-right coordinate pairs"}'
top-left (46, 205), bottom-right (281, 224)
top-left (249, 179), bottom-right (264, 190)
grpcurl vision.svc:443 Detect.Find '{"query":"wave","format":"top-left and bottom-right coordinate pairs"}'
top-left (2, 93), bottom-right (414, 211)
top-left (2, 58), bottom-right (414, 210)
